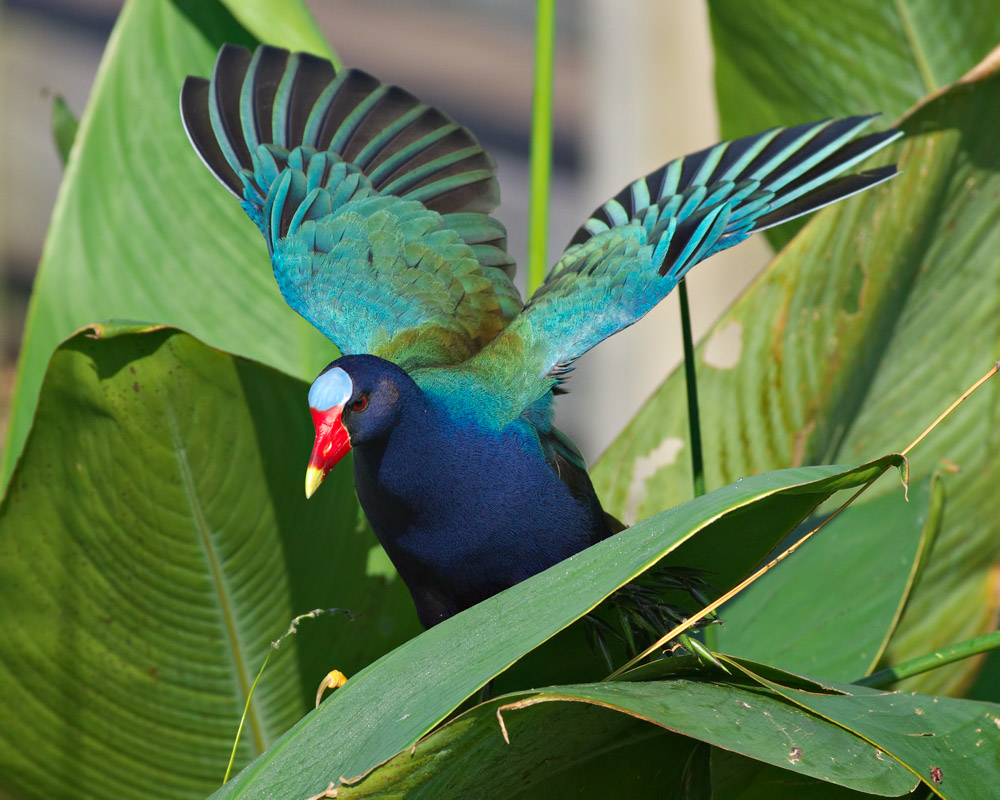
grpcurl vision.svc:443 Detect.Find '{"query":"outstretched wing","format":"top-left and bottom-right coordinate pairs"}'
top-left (470, 115), bottom-right (900, 418)
top-left (181, 44), bottom-right (520, 370)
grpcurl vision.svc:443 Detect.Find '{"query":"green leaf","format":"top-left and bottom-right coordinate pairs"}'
top-left (969, 648), bottom-right (1000, 703)
top-left (593, 52), bottom-right (1000, 695)
top-left (728, 657), bottom-right (1000, 799)
top-left (710, 749), bottom-right (890, 800)
top-left (708, 0), bottom-right (1000, 248)
top-left (208, 457), bottom-right (900, 799)
top-left (51, 95), bottom-right (79, 166)
top-left (710, 0), bottom-right (1000, 130)
top-left (334, 673), bottom-right (915, 798)
top-left (217, 0), bottom-right (334, 61)
top-left (717, 476), bottom-right (943, 682)
top-left (0, 326), bottom-right (419, 800)
top-left (1, 0), bottom-right (337, 491)
top-left (340, 703), bottom-right (700, 799)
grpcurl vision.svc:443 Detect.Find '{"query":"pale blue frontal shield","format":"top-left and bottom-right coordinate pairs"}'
top-left (308, 367), bottom-right (353, 411)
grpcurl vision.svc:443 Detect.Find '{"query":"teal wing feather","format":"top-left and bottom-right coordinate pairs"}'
top-left (470, 115), bottom-right (900, 418)
top-left (181, 44), bottom-right (520, 369)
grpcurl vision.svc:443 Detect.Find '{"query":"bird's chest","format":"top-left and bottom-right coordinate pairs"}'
top-left (353, 423), bottom-right (524, 533)
top-left (351, 421), bottom-right (589, 585)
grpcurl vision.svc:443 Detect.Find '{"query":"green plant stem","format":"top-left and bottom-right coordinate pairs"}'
top-left (678, 278), bottom-right (712, 649)
top-left (526, 0), bottom-right (557, 296)
top-left (224, 646), bottom-right (273, 784)
top-left (678, 279), bottom-right (705, 499)
top-left (854, 630), bottom-right (1000, 689)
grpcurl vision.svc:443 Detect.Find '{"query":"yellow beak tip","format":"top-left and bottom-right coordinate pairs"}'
top-left (305, 466), bottom-right (324, 499)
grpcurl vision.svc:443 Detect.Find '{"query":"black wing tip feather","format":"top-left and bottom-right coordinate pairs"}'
top-left (180, 44), bottom-right (297, 199)
top-left (567, 114), bottom-right (900, 249)
top-left (180, 75), bottom-right (243, 197)
top-left (751, 162), bottom-right (899, 232)
top-left (182, 43), bottom-right (502, 217)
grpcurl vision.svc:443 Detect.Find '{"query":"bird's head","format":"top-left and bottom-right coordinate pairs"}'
top-left (304, 355), bottom-right (410, 498)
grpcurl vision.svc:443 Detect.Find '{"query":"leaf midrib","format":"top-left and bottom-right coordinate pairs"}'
top-left (163, 402), bottom-right (264, 755)
top-left (892, 0), bottom-right (939, 94)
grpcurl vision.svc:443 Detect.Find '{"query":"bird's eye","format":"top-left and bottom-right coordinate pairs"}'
top-left (351, 395), bottom-right (369, 412)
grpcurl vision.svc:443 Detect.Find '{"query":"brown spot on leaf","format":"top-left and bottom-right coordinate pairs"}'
top-left (791, 419), bottom-right (816, 467)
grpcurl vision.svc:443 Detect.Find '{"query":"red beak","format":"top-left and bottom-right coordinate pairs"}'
top-left (305, 405), bottom-right (352, 498)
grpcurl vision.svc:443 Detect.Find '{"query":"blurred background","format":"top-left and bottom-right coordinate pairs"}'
top-left (0, 0), bottom-right (771, 462)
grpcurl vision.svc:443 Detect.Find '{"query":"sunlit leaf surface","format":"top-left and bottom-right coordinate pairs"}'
top-left (0, 326), bottom-right (418, 800)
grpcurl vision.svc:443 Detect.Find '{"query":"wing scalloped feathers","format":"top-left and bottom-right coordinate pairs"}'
top-left (181, 44), bottom-right (519, 369)
top-left (470, 116), bottom-right (900, 421)
top-left (271, 178), bottom-right (512, 368)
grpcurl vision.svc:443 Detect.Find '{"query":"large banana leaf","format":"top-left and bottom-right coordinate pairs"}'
top-left (336, 675), bottom-right (916, 798)
top-left (218, 0), bottom-right (333, 61)
top-left (327, 654), bottom-right (1000, 799)
top-left (0, 0), bottom-right (336, 491)
top-left (725, 658), bottom-right (1000, 800)
top-left (710, 749), bottom-right (894, 800)
top-left (0, 325), bottom-right (420, 800)
top-left (209, 459), bottom-right (901, 799)
top-left (593, 51), bottom-right (1000, 696)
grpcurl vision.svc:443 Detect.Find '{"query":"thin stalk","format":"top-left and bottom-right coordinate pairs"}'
top-left (854, 630), bottom-right (1000, 689)
top-left (678, 279), bottom-right (705, 498)
top-left (222, 609), bottom-right (344, 784)
top-left (224, 646), bottom-right (273, 784)
top-left (678, 278), bottom-right (712, 649)
top-left (526, 0), bottom-right (557, 296)
top-left (901, 361), bottom-right (999, 456)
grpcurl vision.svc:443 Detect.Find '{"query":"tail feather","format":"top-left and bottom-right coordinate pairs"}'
top-left (750, 130), bottom-right (901, 231)
top-left (179, 75), bottom-right (241, 196)
top-left (739, 116), bottom-right (866, 188)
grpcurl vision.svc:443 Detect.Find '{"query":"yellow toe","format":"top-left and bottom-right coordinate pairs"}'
top-left (315, 669), bottom-right (348, 707)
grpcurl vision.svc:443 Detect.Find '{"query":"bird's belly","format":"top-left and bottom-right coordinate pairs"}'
top-left (364, 478), bottom-right (589, 574)
top-left (379, 506), bottom-right (587, 628)
top-left (353, 434), bottom-right (599, 627)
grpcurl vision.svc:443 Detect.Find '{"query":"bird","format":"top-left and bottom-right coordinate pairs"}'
top-left (181, 44), bottom-right (899, 632)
